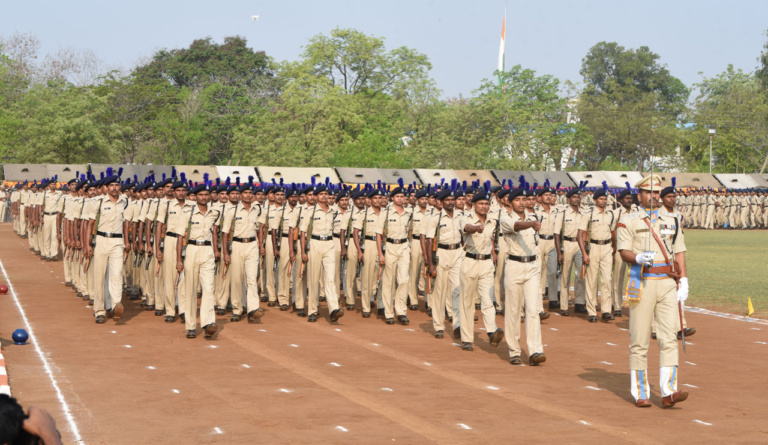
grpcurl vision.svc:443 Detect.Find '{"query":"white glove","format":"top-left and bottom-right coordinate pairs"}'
top-left (635, 251), bottom-right (654, 266)
top-left (677, 277), bottom-right (689, 303)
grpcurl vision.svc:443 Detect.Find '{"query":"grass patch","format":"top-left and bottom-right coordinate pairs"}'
top-left (684, 229), bottom-right (768, 318)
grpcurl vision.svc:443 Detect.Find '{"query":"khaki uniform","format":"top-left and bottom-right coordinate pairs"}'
top-left (157, 199), bottom-right (191, 316)
top-left (338, 208), bottom-right (358, 305)
top-left (300, 204), bottom-right (341, 317)
top-left (214, 201), bottom-right (234, 309)
top-left (332, 209), bottom-right (350, 305)
top-left (275, 204), bottom-right (299, 306)
top-left (459, 213), bottom-right (498, 343)
top-left (377, 206), bottom-right (412, 319)
top-left (579, 207), bottom-right (616, 317)
top-left (408, 206), bottom-right (429, 307)
top-left (263, 202), bottom-right (279, 302)
top-left (88, 195), bottom-right (128, 317)
top-left (354, 206), bottom-right (384, 314)
top-left (139, 197), bottom-right (161, 308)
top-left (181, 204), bottom-right (220, 331)
top-left (617, 208), bottom-right (686, 401)
top-left (222, 203), bottom-right (264, 316)
top-left (537, 205), bottom-right (558, 303)
top-left (426, 209), bottom-right (464, 333)
top-left (500, 211), bottom-right (544, 359)
top-left (294, 204), bottom-right (310, 311)
top-left (41, 190), bottom-right (62, 259)
top-left (553, 206), bottom-right (585, 311)
top-left (610, 206), bottom-right (632, 309)
top-left (492, 207), bottom-right (507, 310)
top-left (703, 193), bottom-right (716, 229)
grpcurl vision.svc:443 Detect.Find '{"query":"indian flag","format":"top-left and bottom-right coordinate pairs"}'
top-left (498, 8), bottom-right (506, 90)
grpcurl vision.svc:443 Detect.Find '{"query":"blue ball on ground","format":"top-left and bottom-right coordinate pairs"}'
top-left (12, 329), bottom-right (29, 345)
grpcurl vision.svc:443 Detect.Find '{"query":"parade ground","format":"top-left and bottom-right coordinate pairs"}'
top-left (1, 224), bottom-right (767, 444)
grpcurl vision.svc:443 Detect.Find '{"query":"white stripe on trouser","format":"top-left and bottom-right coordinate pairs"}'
top-left (630, 369), bottom-right (650, 401)
top-left (659, 365), bottom-right (678, 397)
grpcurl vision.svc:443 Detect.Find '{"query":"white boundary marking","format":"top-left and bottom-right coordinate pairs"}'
top-left (693, 419), bottom-right (712, 426)
top-left (335, 425), bottom-right (348, 432)
top-left (457, 423), bottom-right (472, 430)
top-left (0, 258), bottom-right (84, 444)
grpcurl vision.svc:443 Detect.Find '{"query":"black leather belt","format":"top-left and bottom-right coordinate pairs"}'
top-left (438, 243), bottom-right (461, 250)
top-left (281, 233), bottom-right (290, 238)
top-left (187, 240), bottom-right (212, 246)
top-left (412, 234), bottom-right (421, 240)
top-left (562, 235), bottom-right (578, 242)
top-left (97, 231), bottom-right (122, 239)
top-left (233, 236), bottom-right (257, 243)
top-left (539, 234), bottom-right (554, 240)
top-left (166, 231), bottom-right (182, 238)
top-left (387, 238), bottom-right (408, 244)
top-left (311, 235), bottom-right (333, 241)
top-left (43, 211), bottom-right (58, 216)
top-left (364, 235), bottom-right (377, 241)
top-left (333, 233), bottom-right (340, 238)
top-left (508, 254), bottom-right (537, 263)
top-left (466, 252), bottom-right (492, 260)
top-left (590, 239), bottom-right (611, 245)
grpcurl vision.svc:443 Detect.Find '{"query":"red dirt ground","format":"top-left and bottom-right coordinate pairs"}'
top-left (0, 224), bottom-right (766, 444)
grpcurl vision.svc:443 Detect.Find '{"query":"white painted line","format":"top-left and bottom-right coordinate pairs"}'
top-left (751, 328), bottom-right (761, 331)
top-left (213, 427), bottom-right (223, 435)
top-left (242, 364), bottom-right (251, 369)
top-left (579, 420), bottom-right (591, 425)
top-left (405, 328), bottom-right (415, 332)
top-left (335, 426), bottom-right (348, 432)
top-left (686, 342), bottom-right (695, 345)
top-left (208, 345), bottom-right (218, 349)
top-left (123, 345), bottom-right (132, 348)
top-left (600, 361), bottom-right (613, 365)
top-left (423, 362), bottom-right (432, 366)
top-left (279, 388), bottom-right (292, 393)
top-left (381, 387), bottom-right (393, 392)
top-left (585, 386), bottom-right (602, 391)
top-left (147, 366), bottom-right (156, 370)
top-left (685, 361), bottom-right (697, 366)
top-left (683, 383), bottom-right (698, 388)
top-left (0, 258), bottom-right (84, 444)
top-left (259, 329), bottom-right (267, 332)
top-left (457, 423), bottom-right (472, 430)
top-left (371, 343), bottom-right (380, 346)
top-left (755, 341), bottom-right (767, 345)
top-left (550, 327), bottom-right (558, 331)
top-left (479, 327), bottom-right (486, 331)
top-left (330, 362), bottom-right (341, 367)
top-left (172, 389), bottom-right (180, 394)
top-left (335, 328), bottom-right (342, 332)
top-left (110, 330), bottom-right (117, 334)
top-left (618, 327), bottom-right (628, 331)
top-left (606, 342), bottom-right (617, 346)
top-left (452, 342), bottom-right (461, 346)
top-left (290, 344), bottom-right (299, 348)
top-left (693, 419), bottom-right (712, 426)
top-left (486, 386), bottom-right (499, 390)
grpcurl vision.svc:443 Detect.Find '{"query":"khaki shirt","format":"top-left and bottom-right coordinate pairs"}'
top-left (578, 207), bottom-right (616, 241)
top-left (354, 207), bottom-right (383, 238)
top-left (90, 195), bottom-right (128, 233)
top-left (43, 190), bottom-right (62, 213)
top-left (536, 205), bottom-right (557, 237)
top-left (333, 209), bottom-right (349, 236)
top-left (617, 209), bottom-right (686, 264)
top-left (300, 204), bottom-right (335, 237)
top-left (63, 195), bottom-right (76, 221)
top-left (426, 209), bottom-right (464, 245)
top-left (375, 206), bottom-right (412, 240)
top-left (553, 206), bottom-right (582, 238)
top-left (158, 199), bottom-right (192, 235)
top-left (462, 214), bottom-right (496, 255)
top-left (221, 203), bottom-right (262, 239)
top-left (267, 203), bottom-right (284, 232)
top-left (411, 206), bottom-right (429, 237)
top-left (500, 210), bottom-right (539, 257)
top-left (181, 205), bottom-right (220, 242)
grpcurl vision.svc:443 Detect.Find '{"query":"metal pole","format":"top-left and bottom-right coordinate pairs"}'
top-left (709, 135), bottom-right (713, 174)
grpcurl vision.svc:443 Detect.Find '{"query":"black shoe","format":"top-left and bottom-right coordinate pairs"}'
top-left (297, 311), bottom-right (307, 317)
top-left (548, 301), bottom-right (559, 310)
top-left (409, 305), bottom-right (418, 311)
top-left (186, 330), bottom-right (197, 339)
top-left (204, 323), bottom-right (217, 338)
top-left (614, 310), bottom-right (623, 317)
top-left (509, 356), bottom-right (523, 365)
top-left (320, 296), bottom-right (326, 302)
top-left (434, 330), bottom-right (444, 339)
top-left (495, 310), bottom-right (504, 316)
top-left (427, 309), bottom-right (432, 317)
top-left (462, 342), bottom-right (474, 351)
top-left (144, 304), bottom-right (154, 311)
top-left (155, 310), bottom-right (164, 316)
top-left (330, 308), bottom-right (344, 322)
top-left (216, 309), bottom-right (226, 316)
top-left (385, 318), bottom-right (395, 325)
top-left (362, 312), bottom-right (371, 318)
top-left (601, 313), bottom-right (614, 322)
top-left (447, 315), bottom-right (453, 323)
top-left (280, 304), bottom-right (290, 311)
top-left (561, 310), bottom-right (570, 316)
top-left (539, 311), bottom-right (550, 320)
top-left (488, 328), bottom-right (504, 347)
top-left (89, 299), bottom-right (94, 306)
top-left (574, 304), bottom-right (588, 314)
top-left (180, 314), bottom-right (186, 323)
top-left (308, 313), bottom-right (317, 322)
top-left (260, 296), bottom-right (268, 302)
top-left (588, 316), bottom-right (598, 323)
top-left (377, 308), bottom-right (385, 316)
top-left (651, 332), bottom-right (657, 340)
top-left (248, 308), bottom-right (265, 322)
top-left (267, 301), bottom-right (277, 307)
top-left (475, 303), bottom-right (481, 310)
top-left (346, 304), bottom-right (355, 310)
top-left (165, 315), bottom-right (175, 323)
top-left (453, 327), bottom-right (461, 339)
top-left (529, 352), bottom-right (547, 366)
top-left (95, 315), bottom-right (106, 324)
top-left (77, 292), bottom-right (83, 298)
top-left (397, 315), bottom-right (409, 325)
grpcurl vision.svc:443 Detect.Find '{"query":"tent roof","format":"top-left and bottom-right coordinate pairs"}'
top-left (748, 174), bottom-right (768, 188)
top-left (531, 171), bottom-right (576, 188)
top-left (1, 164), bottom-right (48, 182)
top-left (44, 164), bottom-right (88, 182)
top-left (643, 172), bottom-right (721, 189)
top-left (172, 165), bottom-right (219, 184)
top-left (216, 166), bottom-right (258, 183)
top-left (453, 170), bottom-right (499, 187)
top-left (490, 170), bottom-right (535, 188)
top-left (256, 167), bottom-right (340, 186)
top-left (378, 169), bottom-right (421, 185)
top-left (714, 174), bottom-right (760, 189)
top-left (602, 171), bottom-right (645, 188)
top-left (88, 164), bottom-right (149, 182)
top-left (334, 168), bottom-right (387, 185)
top-left (566, 171), bottom-right (611, 189)
top-left (413, 169), bottom-right (459, 187)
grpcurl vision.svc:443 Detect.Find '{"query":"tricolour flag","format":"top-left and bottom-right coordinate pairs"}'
top-left (498, 8), bottom-right (506, 91)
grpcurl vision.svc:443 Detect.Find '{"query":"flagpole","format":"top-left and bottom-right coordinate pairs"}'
top-left (498, 6), bottom-right (506, 94)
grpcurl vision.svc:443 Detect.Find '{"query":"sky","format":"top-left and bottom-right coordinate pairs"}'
top-left (2, 0), bottom-right (767, 98)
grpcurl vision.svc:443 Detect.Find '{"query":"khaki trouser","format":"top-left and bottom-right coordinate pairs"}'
top-left (214, 248), bottom-right (230, 310)
top-left (87, 248), bottom-right (96, 299)
top-left (408, 237), bottom-right (424, 306)
top-left (265, 233), bottom-right (276, 303)
top-left (611, 250), bottom-right (627, 309)
top-left (704, 205), bottom-right (715, 229)
top-left (493, 240), bottom-right (507, 309)
top-left (63, 250), bottom-right (72, 283)
top-left (229, 240), bottom-right (261, 316)
top-left (559, 240), bottom-right (585, 310)
top-left (629, 276), bottom-right (678, 370)
top-left (18, 206), bottom-right (27, 236)
top-left (333, 236), bottom-right (343, 302)
top-left (360, 239), bottom-right (379, 314)
top-left (539, 238), bottom-right (555, 298)
top-left (740, 207), bottom-right (749, 229)
top-left (276, 236), bottom-right (293, 306)
top-left (92, 236), bottom-right (124, 317)
top-left (504, 258), bottom-right (543, 358)
top-left (294, 243), bottom-right (308, 311)
top-left (307, 239), bottom-right (340, 316)
top-left (42, 214), bottom-right (59, 258)
top-left (381, 242), bottom-right (410, 319)
top-left (144, 254), bottom-right (158, 306)
top-left (340, 239), bottom-right (356, 306)
top-left (432, 247), bottom-right (462, 333)
top-left (162, 236), bottom-right (185, 316)
top-left (183, 244), bottom-right (216, 331)
top-left (459, 256), bottom-right (497, 343)
top-left (728, 207), bottom-right (738, 228)
top-left (585, 243), bottom-right (613, 317)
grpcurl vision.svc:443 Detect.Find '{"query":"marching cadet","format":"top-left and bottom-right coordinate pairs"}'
top-left (408, 188), bottom-right (429, 310)
top-left (82, 179), bottom-right (99, 306)
top-left (340, 189), bottom-right (366, 309)
top-left (274, 186), bottom-right (299, 310)
top-left (500, 186), bottom-right (546, 366)
top-left (177, 182), bottom-right (221, 339)
top-left (610, 184), bottom-right (635, 316)
top-left (377, 182), bottom-right (412, 325)
top-left (617, 174), bottom-right (689, 408)
top-left (122, 181), bottom-right (140, 299)
top-left (299, 184), bottom-right (344, 323)
top-left (554, 185), bottom-right (586, 316)
top-left (523, 182), bottom-right (549, 320)
top-left (458, 190), bottom-right (503, 351)
top-left (704, 188), bottom-right (716, 229)
top-left (739, 190), bottom-right (750, 229)
top-left (84, 169), bottom-right (129, 324)
top-left (214, 181), bottom-right (236, 313)
top-left (426, 186), bottom-right (464, 339)
top-left (536, 184), bottom-right (559, 312)
top-left (332, 189), bottom-right (352, 309)
top-left (578, 182), bottom-right (616, 323)
top-left (156, 176), bottom-right (191, 323)
top-left (139, 181), bottom-right (161, 314)
top-left (60, 177), bottom-right (78, 287)
top-left (493, 188), bottom-right (510, 315)
top-left (221, 180), bottom-right (266, 322)
top-left (263, 184), bottom-right (280, 306)
top-left (293, 185), bottom-right (315, 316)
top-left (354, 188), bottom-right (385, 318)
